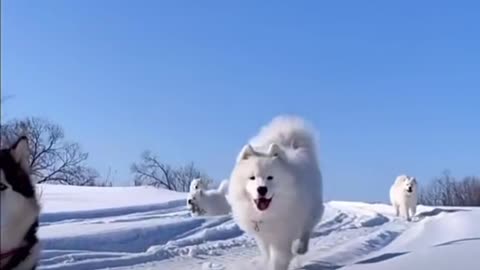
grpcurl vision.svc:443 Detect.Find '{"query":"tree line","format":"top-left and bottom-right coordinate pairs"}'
top-left (418, 171), bottom-right (480, 207)
top-left (0, 116), bottom-right (211, 191)
top-left (1, 115), bottom-right (477, 204)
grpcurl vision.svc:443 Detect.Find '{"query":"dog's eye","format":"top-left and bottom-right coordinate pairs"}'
top-left (0, 182), bottom-right (7, 191)
top-left (267, 176), bottom-right (274, 181)
top-left (249, 176), bottom-right (255, 180)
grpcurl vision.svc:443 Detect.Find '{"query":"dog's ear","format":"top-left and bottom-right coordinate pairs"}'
top-left (191, 178), bottom-right (201, 190)
top-left (267, 143), bottom-right (285, 159)
top-left (10, 136), bottom-right (30, 172)
top-left (410, 177), bottom-right (417, 185)
top-left (237, 144), bottom-right (256, 162)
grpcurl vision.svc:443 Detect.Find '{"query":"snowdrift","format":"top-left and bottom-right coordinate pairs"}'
top-left (34, 184), bottom-right (479, 270)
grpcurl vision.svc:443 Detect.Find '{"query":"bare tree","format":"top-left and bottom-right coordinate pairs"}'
top-left (131, 151), bottom-right (212, 192)
top-left (171, 162), bottom-right (213, 191)
top-left (418, 170), bottom-right (480, 206)
top-left (1, 117), bottom-right (101, 186)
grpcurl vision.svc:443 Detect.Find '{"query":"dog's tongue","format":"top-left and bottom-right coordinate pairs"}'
top-left (256, 198), bottom-right (271, 211)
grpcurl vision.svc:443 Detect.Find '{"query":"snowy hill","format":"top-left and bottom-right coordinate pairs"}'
top-left (36, 184), bottom-right (479, 270)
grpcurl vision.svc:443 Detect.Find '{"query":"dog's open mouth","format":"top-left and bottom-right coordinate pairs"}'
top-left (254, 197), bottom-right (272, 211)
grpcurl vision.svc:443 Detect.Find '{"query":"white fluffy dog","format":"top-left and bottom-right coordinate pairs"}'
top-left (227, 115), bottom-right (324, 270)
top-left (390, 174), bottom-right (418, 221)
top-left (187, 180), bottom-right (231, 217)
top-left (187, 178), bottom-right (210, 216)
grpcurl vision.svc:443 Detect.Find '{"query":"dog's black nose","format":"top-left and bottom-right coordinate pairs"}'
top-left (257, 186), bottom-right (268, 196)
top-left (187, 199), bottom-right (192, 205)
top-left (407, 187), bottom-right (413, 193)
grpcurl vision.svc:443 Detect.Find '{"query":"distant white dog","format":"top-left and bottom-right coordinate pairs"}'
top-left (187, 180), bottom-right (230, 217)
top-left (228, 115), bottom-right (324, 270)
top-left (390, 174), bottom-right (418, 221)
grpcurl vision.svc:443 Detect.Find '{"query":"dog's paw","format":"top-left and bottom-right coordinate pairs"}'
top-left (292, 239), bottom-right (308, 255)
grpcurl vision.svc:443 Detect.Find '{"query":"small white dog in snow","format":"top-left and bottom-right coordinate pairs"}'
top-left (390, 174), bottom-right (418, 221)
top-left (186, 178), bottom-right (209, 216)
top-left (227, 115), bottom-right (324, 270)
top-left (187, 180), bottom-right (231, 217)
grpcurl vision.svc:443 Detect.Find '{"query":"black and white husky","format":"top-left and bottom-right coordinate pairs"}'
top-left (0, 136), bottom-right (41, 270)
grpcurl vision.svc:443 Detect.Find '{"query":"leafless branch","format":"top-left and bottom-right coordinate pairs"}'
top-left (418, 170), bottom-right (480, 206)
top-left (1, 117), bottom-right (101, 186)
top-left (131, 151), bottom-right (212, 192)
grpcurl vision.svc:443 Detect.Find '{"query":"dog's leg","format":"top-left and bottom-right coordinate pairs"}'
top-left (292, 204), bottom-right (322, 255)
top-left (269, 245), bottom-right (292, 270)
top-left (402, 204), bottom-right (411, 222)
top-left (292, 233), bottom-right (309, 255)
top-left (410, 204), bottom-right (417, 220)
top-left (394, 204), bottom-right (400, 217)
top-left (292, 221), bottom-right (314, 255)
top-left (255, 237), bottom-right (270, 267)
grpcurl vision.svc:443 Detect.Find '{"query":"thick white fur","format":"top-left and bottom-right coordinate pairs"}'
top-left (390, 174), bottom-right (418, 221)
top-left (189, 178), bottom-right (207, 193)
top-left (188, 179), bottom-right (231, 217)
top-left (228, 115), bottom-right (323, 270)
top-left (0, 138), bottom-right (41, 270)
top-left (217, 179), bottom-right (229, 195)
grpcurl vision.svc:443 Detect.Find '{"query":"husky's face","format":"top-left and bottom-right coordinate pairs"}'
top-left (0, 136), bottom-right (39, 229)
top-left (403, 176), bottom-right (417, 194)
top-left (230, 143), bottom-right (295, 213)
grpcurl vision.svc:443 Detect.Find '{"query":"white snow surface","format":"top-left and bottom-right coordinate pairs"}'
top-left (35, 184), bottom-right (479, 270)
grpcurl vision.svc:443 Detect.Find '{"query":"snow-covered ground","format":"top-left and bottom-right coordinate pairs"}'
top-left (36, 184), bottom-right (479, 270)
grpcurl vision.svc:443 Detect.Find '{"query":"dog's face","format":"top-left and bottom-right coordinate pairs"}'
top-left (229, 143), bottom-right (295, 213)
top-left (403, 176), bottom-right (417, 194)
top-left (188, 189), bottom-right (206, 206)
top-left (189, 178), bottom-right (205, 193)
top-left (186, 191), bottom-right (205, 216)
top-left (186, 192), bottom-right (195, 211)
top-left (0, 137), bottom-right (39, 229)
top-left (186, 192), bottom-right (196, 209)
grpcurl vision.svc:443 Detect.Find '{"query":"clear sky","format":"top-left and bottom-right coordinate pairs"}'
top-left (2, 1), bottom-right (479, 202)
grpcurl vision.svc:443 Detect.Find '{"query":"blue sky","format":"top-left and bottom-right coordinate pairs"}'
top-left (2, 1), bottom-right (479, 202)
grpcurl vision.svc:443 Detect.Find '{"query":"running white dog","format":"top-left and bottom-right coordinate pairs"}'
top-left (187, 178), bottom-right (209, 216)
top-left (1, 136), bottom-right (41, 270)
top-left (227, 115), bottom-right (324, 270)
top-left (187, 180), bottom-right (230, 217)
top-left (390, 174), bottom-right (418, 221)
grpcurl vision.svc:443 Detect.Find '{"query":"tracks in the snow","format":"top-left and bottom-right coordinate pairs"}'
top-left (38, 202), bottom-right (411, 270)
